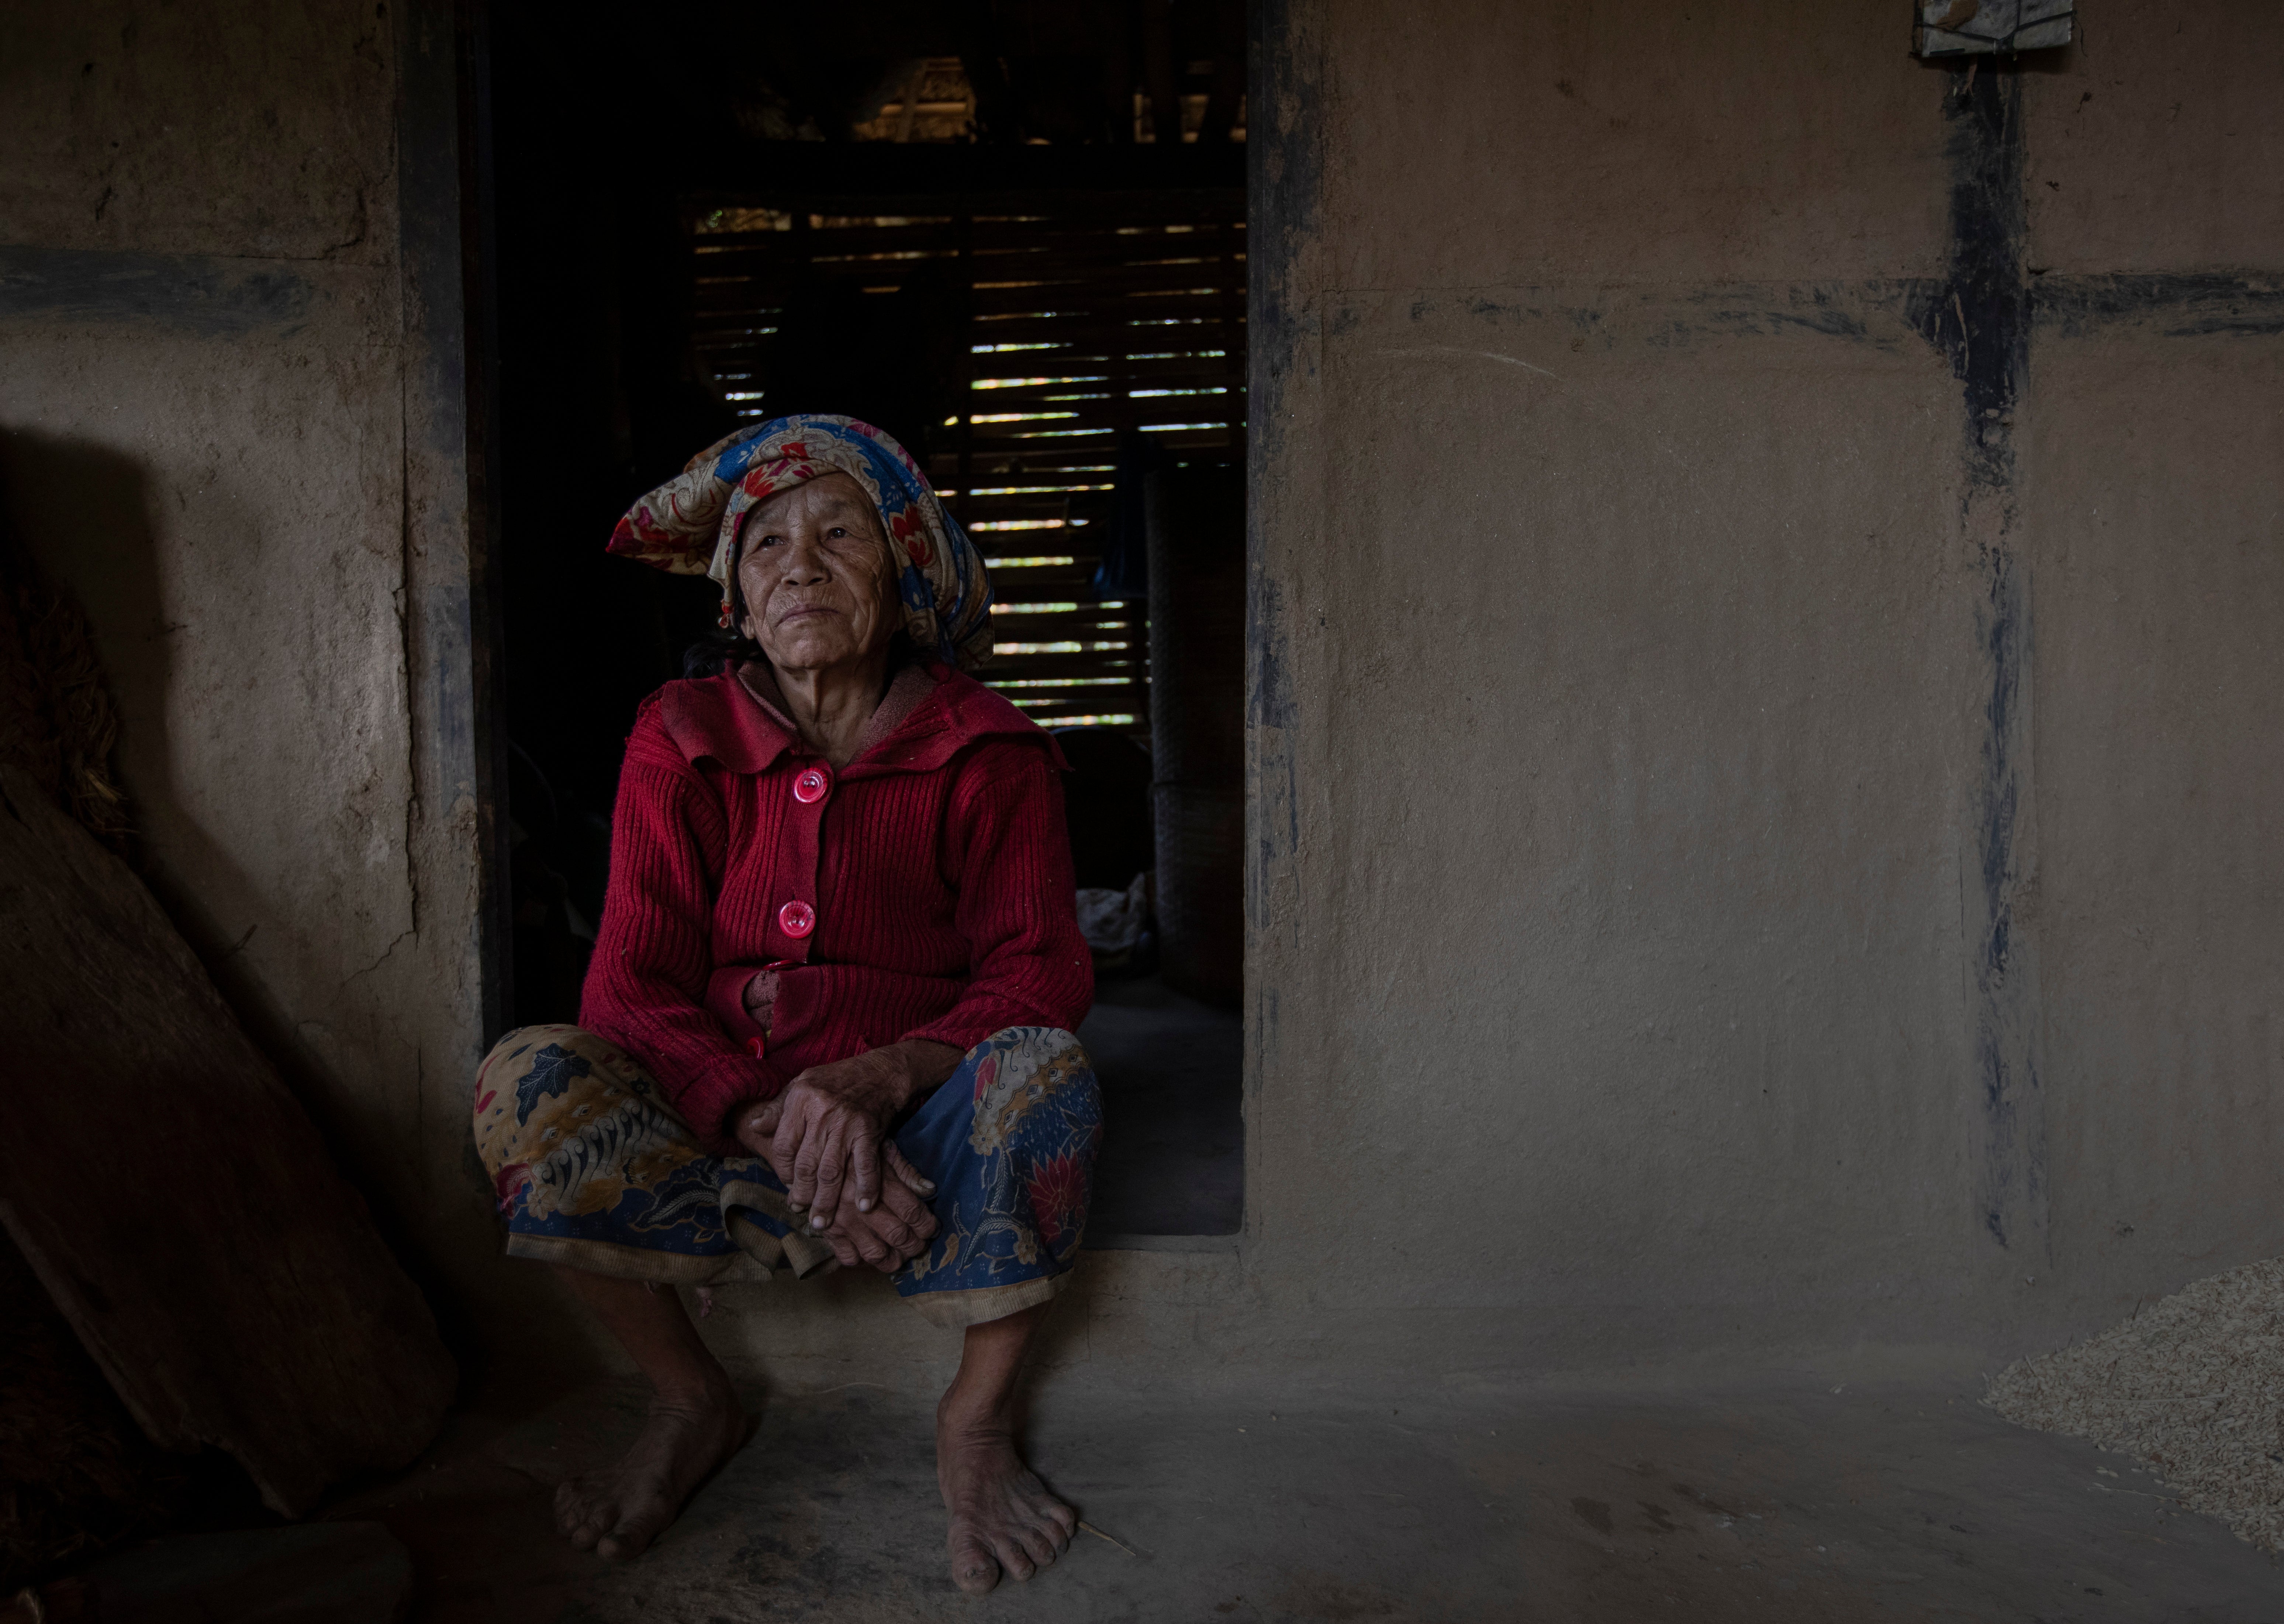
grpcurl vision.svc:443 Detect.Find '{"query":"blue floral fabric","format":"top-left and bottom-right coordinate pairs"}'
top-left (473, 1024), bottom-right (1100, 1328)
top-left (606, 414), bottom-right (995, 671)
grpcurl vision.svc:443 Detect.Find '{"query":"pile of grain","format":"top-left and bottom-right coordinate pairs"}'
top-left (1987, 1257), bottom-right (2284, 1551)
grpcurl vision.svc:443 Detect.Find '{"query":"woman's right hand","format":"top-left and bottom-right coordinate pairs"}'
top-left (816, 1193), bottom-right (937, 1273)
top-left (732, 1095), bottom-right (939, 1238)
top-left (757, 1042), bottom-right (957, 1232)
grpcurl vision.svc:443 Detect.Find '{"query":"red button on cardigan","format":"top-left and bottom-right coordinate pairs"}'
top-left (579, 666), bottom-right (1092, 1153)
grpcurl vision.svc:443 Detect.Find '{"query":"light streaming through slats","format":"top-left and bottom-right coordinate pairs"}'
top-left (688, 201), bottom-right (1245, 736)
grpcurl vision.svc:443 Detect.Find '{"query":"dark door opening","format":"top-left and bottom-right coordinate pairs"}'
top-left (485, 7), bottom-right (1248, 1244)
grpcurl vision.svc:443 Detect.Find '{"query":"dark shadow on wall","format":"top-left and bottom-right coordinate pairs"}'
top-left (0, 429), bottom-right (298, 1042)
top-left (0, 430), bottom-right (488, 1378)
top-left (0, 432), bottom-right (174, 812)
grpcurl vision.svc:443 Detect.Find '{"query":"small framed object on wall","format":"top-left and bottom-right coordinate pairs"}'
top-left (1913, 0), bottom-right (2075, 56)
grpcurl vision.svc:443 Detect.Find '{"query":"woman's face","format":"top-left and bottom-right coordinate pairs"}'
top-left (735, 472), bottom-right (901, 674)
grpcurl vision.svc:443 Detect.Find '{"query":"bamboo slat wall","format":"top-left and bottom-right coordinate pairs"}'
top-left (689, 194), bottom-right (1246, 733)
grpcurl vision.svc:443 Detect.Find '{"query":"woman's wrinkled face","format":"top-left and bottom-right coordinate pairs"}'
top-left (735, 472), bottom-right (901, 674)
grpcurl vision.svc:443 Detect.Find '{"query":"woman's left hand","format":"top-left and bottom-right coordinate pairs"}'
top-left (744, 1040), bottom-right (961, 1233)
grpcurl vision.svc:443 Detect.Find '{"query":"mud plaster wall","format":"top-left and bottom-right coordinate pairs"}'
top-left (670, 0), bottom-right (2284, 1392)
top-left (0, 0), bottom-right (551, 1357)
top-left (0, 0), bottom-right (1219, 1395)
top-left (1246, 0), bottom-right (2284, 1378)
top-left (3, 0), bottom-right (2276, 1405)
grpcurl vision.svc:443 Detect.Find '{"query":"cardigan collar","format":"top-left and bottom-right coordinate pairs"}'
top-left (653, 662), bottom-right (1068, 778)
top-left (730, 659), bottom-right (937, 759)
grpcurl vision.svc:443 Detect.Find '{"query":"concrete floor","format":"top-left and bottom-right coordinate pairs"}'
top-left (1077, 975), bottom-right (1244, 1240)
top-left (325, 1366), bottom-right (2284, 1622)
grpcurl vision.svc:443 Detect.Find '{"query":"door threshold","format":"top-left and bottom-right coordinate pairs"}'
top-left (1084, 1232), bottom-right (1240, 1254)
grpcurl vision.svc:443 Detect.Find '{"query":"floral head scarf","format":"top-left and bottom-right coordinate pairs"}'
top-left (608, 414), bottom-right (994, 671)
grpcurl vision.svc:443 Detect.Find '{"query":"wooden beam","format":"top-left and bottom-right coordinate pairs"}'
top-left (0, 766), bottom-right (457, 1516)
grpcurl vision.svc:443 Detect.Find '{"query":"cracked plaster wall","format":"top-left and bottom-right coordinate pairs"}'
top-left (1239, 0), bottom-right (2284, 1381)
top-left (0, 0), bottom-right (546, 1362)
top-left (621, 0), bottom-right (2284, 1397)
top-left (2, 0), bottom-right (2278, 1406)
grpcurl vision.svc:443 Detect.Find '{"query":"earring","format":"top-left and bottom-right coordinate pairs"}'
top-left (718, 600), bottom-right (734, 630)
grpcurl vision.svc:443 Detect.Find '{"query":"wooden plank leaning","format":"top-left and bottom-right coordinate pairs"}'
top-left (0, 764), bottom-right (456, 1517)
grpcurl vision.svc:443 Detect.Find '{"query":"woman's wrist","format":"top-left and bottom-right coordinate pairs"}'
top-left (743, 1040), bottom-right (964, 1143)
top-left (877, 1038), bottom-right (963, 1110)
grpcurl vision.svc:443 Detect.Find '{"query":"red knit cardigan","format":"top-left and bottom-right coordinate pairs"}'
top-left (578, 665), bottom-right (1093, 1152)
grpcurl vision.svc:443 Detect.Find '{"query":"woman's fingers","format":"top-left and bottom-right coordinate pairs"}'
top-left (767, 1106), bottom-right (808, 1192)
top-left (786, 1114), bottom-right (862, 1230)
top-left (884, 1141), bottom-right (938, 1199)
top-left (767, 1078), bottom-right (916, 1235)
top-left (820, 1208), bottom-right (917, 1274)
top-left (806, 1123), bottom-right (851, 1230)
top-left (875, 1174), bottom-right (936, 1240)
top-left (847, 1133), bottom-right (884, 1214)
top-left (864, 1213), bottom-right (922, 1270)
top-left (788, 1115), bottom-right (831, 1215)
top-left (736, 1097), bottom-right (784, 1157)
top-left (880, 1145), bottom-right (939, 1239)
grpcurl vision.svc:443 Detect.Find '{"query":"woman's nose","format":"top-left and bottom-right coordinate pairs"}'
top-left (780, 534), bottom-right (831, 582)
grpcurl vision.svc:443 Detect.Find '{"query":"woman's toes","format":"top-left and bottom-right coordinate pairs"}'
top-left (1012, 1507), bottom-right (1062, 1561)
top-left (557, 1476), bottom-right (623, 1549)
top-left (951, 1535), bottom-right (1002, 1594)
top-left (559, 1499), bottom-right (608, 1548)
top-left (991, 1534), bottom-right (1038, 1582)
top-left (612, 1496), bottom-right (683, 1561)
top-left (594, 1521), bottom-right (650, 1561)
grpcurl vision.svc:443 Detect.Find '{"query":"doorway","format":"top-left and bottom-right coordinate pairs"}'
top-left (484, 5), bottom-right (1249, 1245)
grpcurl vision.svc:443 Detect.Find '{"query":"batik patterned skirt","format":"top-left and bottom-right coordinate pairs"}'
top-left (471, 1025), bottom-right (1101, 1330)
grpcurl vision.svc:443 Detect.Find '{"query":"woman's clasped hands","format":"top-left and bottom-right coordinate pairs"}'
top-left (733, 1039), bottom-right (963, 1274)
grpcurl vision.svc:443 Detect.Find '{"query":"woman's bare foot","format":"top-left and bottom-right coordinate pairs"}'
top-left (544, 1269), bottom-right (753, 1561)
top-left (937, 1398), bottom-right (1075, 1594)
top-left (554, 1374), bottom-right (746, 1560)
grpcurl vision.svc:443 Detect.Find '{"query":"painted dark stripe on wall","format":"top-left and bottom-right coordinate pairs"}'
top-left (2036, 272), bottom-right (2284, 340)
top-left (1921, 65), bottom-right (2049, 1256)
top-left (0, 246), bottom-right (314, 333)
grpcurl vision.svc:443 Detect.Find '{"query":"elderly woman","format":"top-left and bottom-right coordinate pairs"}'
top-left (470, 416), bottom-right (1100, 1594)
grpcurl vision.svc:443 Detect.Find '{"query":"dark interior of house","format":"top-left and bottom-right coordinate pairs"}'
top-left (488, 1), bottom-right (1247, 1242)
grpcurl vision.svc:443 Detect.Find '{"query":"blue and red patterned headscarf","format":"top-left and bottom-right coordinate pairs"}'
top-left (609, 415), bottom-right (995, 671)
